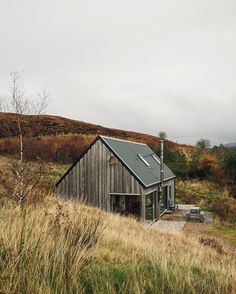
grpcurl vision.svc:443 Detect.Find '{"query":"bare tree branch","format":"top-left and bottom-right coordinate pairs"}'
top-left (9, 71), bottom-right (49, 116)
top-left (33, 90), bottom-right (49, 115)
top-left (0, 94), bottom-right (10, 113)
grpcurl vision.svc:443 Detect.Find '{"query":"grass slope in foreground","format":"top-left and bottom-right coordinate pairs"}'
top-left (0, 197), bottom-right (236, 294)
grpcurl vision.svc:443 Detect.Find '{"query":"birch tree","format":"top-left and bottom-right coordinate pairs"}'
top-left (0, 71), bottom-right (49, 204)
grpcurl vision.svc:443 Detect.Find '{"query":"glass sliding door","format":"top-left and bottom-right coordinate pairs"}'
top-left (145, 191), bottom-right (156, 221)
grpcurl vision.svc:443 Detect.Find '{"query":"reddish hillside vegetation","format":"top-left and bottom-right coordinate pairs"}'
top-left (0, 112), bottom-right (193, 162)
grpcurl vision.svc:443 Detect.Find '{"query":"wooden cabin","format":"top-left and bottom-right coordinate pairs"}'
top-left (56, 135), bottom-right (176, 221)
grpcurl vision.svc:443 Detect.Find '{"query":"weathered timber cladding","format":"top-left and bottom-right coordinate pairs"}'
top-left (57, 139), bottom-right (141, 210)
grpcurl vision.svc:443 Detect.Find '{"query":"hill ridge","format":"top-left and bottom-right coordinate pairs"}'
top-left (0, 112), bottom-right (192, 150)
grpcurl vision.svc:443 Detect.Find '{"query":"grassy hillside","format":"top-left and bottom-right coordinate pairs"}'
top-left (0, 197), bottom-right (236, 294)
top-left (0, 113), bottom-right (235, 293)
top-left (0, 112), bottom-right (189, 146)
top-left (0, 112), bottom-right (193, 163)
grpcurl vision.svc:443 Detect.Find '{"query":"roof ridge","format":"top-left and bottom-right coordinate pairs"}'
top-left (99, 135), bottom-right (147, 145)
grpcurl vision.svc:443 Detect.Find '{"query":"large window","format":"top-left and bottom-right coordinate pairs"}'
top-left (110, 195), bottom-right (141, 218)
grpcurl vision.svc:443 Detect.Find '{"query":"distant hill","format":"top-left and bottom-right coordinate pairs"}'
top-left (225, 142), bottom-right (236, 148)
top-left (0, 112), bottom-right (192, 148)
top-left (0, 112), bottom-right (194, 162)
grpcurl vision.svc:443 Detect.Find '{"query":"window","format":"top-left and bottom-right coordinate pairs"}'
top-left (108, 155), bottom-right (118, 165)
top-left (137, 153), bottom-right (150, 167)
top-left (152, 154), bottom-right (161, 164)
top-left (110, 195), bottom-right (141, 218)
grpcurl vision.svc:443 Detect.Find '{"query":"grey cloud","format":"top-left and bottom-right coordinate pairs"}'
top-left (0, 0), bottom-right (236, 146)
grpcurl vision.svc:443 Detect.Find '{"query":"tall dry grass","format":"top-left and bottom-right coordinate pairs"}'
top-left (0, 196), bottom-right (236, 293)
top-left (0, 198), bottom-right (103, 293)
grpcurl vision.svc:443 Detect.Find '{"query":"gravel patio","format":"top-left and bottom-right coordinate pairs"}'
top-left (150, 204), bottom-right (214, 233)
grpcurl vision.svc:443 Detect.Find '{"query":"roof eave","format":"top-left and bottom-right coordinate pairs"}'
top-left (144, 175), bottom-right (177, 189)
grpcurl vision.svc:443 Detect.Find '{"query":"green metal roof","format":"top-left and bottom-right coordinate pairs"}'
top-left (100, 136), bottom-right (176, 188)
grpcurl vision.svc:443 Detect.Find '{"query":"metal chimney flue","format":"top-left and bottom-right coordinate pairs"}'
top-left (160, 140), bottom-right (164, 188)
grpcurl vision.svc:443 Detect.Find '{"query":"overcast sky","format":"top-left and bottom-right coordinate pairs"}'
top-left (0, 0), bottom-right (236, 145)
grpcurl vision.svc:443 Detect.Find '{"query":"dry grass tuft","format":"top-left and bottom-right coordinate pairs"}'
top-left (198, 237), bottom-right (225, 255)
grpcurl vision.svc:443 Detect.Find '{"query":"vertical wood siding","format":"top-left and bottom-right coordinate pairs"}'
top-left (57, 139), bottom-right (142, 210)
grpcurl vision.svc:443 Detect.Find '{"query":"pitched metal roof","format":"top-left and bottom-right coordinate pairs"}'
top-left (56, 135), bottom-right (176, 188)
top-left (100, 136), bottom-right (176, 188)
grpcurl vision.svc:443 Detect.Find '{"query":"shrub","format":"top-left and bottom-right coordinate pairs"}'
top-left (212, 200), bottom-right (236, 223)
top-left (0, 134), bottom-right (95, 163)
